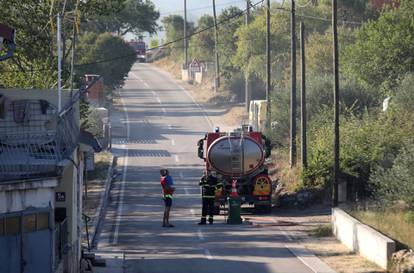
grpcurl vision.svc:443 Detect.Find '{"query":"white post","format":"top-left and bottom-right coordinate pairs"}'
top-left (57, 13), bottom-right (62, 111)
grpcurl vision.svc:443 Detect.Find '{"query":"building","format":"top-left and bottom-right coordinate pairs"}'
top-left (370, 0), bottom-right (398, 10)
top-left (0, 89), bottom-right (85, 273)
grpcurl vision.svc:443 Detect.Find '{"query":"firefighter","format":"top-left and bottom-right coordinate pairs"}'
top-left (198, 171), bottom-right (222, 225)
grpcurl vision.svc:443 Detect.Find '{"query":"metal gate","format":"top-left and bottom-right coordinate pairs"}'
top-left (0, 210), bottom-right (52, 273)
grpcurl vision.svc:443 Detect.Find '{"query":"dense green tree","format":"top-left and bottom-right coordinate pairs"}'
top-left (217, 6), bottom-right (244, 81)
top-left (162, 15), bottom-right (194, 62)
top-left (189, 15), bottom-right (215, 62)
top-left (344, 0), bottom-right (414, 92)
top-left (75, 32), bottom-right (136, 89)
top-left (84, 0), bottom-right (160, 36)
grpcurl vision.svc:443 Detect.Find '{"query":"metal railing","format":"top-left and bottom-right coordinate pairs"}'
top-left (0, 100), bottom-right (78, 182)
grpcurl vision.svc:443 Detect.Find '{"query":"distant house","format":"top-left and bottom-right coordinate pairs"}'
top-left (370, 0), bottom-right (398, 10)
top-left (0, 89), bottom-right (97, 273)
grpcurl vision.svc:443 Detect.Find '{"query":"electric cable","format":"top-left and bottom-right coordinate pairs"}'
top-left (1, 0), bottom-right (265, 74)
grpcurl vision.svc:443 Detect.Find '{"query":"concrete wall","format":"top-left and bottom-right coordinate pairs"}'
top-left (0, 178), bottom-right (58, 214)
top-left (194, 72), bottom-right (203, 84)
top-left (332, 208), bottom-right (396, 269)
top-left (181, 69), bottom-right (189, 82)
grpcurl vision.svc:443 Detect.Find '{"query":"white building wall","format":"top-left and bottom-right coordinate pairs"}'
top-left (0, 179), bottom-right (58, 214)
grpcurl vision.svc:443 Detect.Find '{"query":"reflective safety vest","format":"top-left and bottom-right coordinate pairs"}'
top-left (199, 175), bottom-right (222, 199)
top-left (161, 176), bottom-right (174, 199)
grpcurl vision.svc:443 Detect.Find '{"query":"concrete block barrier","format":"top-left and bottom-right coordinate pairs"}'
top-left (332, 208), bottom-right (396, 269)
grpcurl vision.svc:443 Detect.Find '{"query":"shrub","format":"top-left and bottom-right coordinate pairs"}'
top-left (302, 108), bottom-right (414, 191)
top-left (369, 141), bottom-right (414, 208)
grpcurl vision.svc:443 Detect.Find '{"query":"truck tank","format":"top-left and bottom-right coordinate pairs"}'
top-left (207, 135), bottom-right (265, 177)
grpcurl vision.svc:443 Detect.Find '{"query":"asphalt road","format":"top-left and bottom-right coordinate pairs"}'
top-left (95, 63), bottom-right (332, 273)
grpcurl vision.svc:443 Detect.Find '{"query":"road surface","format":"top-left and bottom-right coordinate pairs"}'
top-left (94, 63), bottom-right (334, 273)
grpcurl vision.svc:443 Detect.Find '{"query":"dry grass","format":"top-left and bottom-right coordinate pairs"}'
top-left (350, 209), bottom-right (414, 250)
top-left (311, 224), bottom-right (333, 237)
top-left (304, 237), bottom-right (385, 273)
top-left (270, 148), bottom-right (303, 192)
top-left (88, 151), bottom-right (112, 181)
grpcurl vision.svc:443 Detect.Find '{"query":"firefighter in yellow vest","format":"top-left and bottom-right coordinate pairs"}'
top-left (198, 171), bottom-right (222, 225)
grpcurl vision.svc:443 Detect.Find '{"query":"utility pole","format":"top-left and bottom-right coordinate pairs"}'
top-left (332, 0), bottom-right (340, 207)
top-left (212, 0), bottom-right (220, 91)
top-left (57, 13), bottom-right (62, 112)
top-left (265, 0), bottom-right (271, 131)
top-left (184, 0), bottom-right (188, 69)
top-left (290, 0), bottom-right (297, 168)
top-left (70, 20), bottom-right (76, 96)
top-left (300, 22), bottom-right (307, 168)
top-left (245, 0), bottom-right (251, 113)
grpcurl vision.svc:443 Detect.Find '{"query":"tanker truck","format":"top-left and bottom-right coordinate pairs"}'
top-left (197, 125), bottom-right (273, 213)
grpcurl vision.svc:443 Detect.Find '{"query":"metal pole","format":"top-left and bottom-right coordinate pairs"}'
top-left (213, 0), bottom-right (220, 91)
top-left (265, 0), bottom-right (271, 131)
top-left (300, 22), bottom-right (307, 168)
top-left (332, 0), bottom-right (340, 207)
top-left (184, 0), bottom-right (188, 69)
top-left (245, 0), bottom-right (251, 113)
top-left (70, 21), bottom-right (76, 96)
top-left (290, 0), bottom-right (297, 168)
top-left (57, 13), bottom-right (62, 111)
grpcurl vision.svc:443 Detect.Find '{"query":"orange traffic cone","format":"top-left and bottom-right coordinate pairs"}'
top-left (230, 179), bottom-right (238, 198)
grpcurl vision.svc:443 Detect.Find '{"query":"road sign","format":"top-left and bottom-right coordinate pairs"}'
top-left (189, 58), bottom-right (202, 73)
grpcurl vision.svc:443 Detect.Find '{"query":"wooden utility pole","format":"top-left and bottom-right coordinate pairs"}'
top-left (57, 13), bottom-right (62, 112)
top-left (290, 0), bottom-right (297, 167)
top-left (184, 0), bottom-right (188, 68)
top-left (70, 21), bottom-right (76, 96)
top-left (213, 0), bottom-right (220, 91)
top-left (245, 0), bottom-right (251, 113)
top-left (300, 22), bottom-right (307, 168)
top-left (332, 0), bottom-right (340, 207)
top-left (265, 0), bottom-right (271, 130)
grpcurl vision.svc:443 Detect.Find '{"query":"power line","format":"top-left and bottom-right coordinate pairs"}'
top-left (159, 0), bottom-right (246, 16)
top-left (1, 0), bottom-right (265, 75)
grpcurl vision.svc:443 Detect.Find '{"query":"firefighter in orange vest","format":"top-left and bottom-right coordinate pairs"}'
top-left (198, 171), bottom-right (222, 225)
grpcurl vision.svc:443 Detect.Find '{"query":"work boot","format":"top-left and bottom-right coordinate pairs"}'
top-left (208, 218), bottom-right (213, 225)
top-left (198, 218), bottom-right (206, 225)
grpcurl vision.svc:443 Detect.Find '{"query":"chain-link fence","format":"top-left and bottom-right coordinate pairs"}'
top-left (0, 99), bottom-right (78, 181)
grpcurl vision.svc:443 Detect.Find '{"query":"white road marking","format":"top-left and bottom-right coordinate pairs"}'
top-left (190, 209), bottom-right (196, 216)
top-left (149, 66), bottom-right (214, 129)
top-left (156, 97), bottom-right (161, 104)
top-left (204, 249), bottom-right (213, 260)
top-left (197, 230), bottom-right (205, 241)
top-left (162, 107), bottom-right (166, 113)
top-left (144, 82), bottom-right (150, 88)
top-left (174, 155), bottom-right (179, 163)
top-left (151, 91), bottom-right (156, 96)
top-left (179, 171), bottom-right (184, 179)
top-left (285, 244), bottom-right (336, 273)
top-left (168, 124), bottom-right (172, 130)
top-left (171, 139), bottom-right (175, 146)
top-left (113, 89), bottom-right (130, 245)
top-left (184, 188), bottom-right (189, 195)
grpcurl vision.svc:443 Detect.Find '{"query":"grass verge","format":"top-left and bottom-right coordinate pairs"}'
top-left (88, 151), bottom-right (112, 181)
top-left (310, 224), bottom-right (333, 238)
top-left (350, 209), bottom-right (414, 250)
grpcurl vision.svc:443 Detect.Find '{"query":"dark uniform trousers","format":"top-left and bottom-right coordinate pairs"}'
top-left (199, 175), bottom-right (222, 224)
top-left (201, 197), bottom-right (215, 223)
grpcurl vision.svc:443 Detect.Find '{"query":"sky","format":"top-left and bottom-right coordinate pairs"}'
top-left (126, 0), bottom-right (251, 45)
